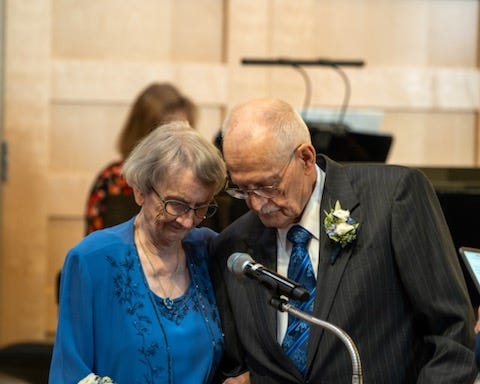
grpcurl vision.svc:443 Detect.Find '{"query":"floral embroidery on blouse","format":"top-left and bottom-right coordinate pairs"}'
top-left (106, 252), bottom-right (163, 383)
top-left (106, 238), bottom-right (223, 383)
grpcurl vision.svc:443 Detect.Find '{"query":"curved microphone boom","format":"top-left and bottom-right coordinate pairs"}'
top-left (228, 253), bottom-right (363, 383)
top-left (227, 252), bottom-right (309, 302)
top-left (270, 297), bottom-right (363, 384)
top-left (240, 56), bottom-right (365, 127)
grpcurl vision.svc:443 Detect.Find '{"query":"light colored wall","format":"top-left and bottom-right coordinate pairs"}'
top-left (1, 0), bottom-right (479, 345)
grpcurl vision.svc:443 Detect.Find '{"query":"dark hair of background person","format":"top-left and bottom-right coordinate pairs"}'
top-left (117, 82), bottom-right (198, 159)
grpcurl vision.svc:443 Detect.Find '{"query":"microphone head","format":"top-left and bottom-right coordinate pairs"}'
top-left (227, 253), bottom-right (253, 275)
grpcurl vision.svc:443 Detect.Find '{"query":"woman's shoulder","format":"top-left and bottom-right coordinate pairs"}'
top-left (70, 219), bottom-right (135, 261)
top-left (185, 226), bottom-right (218, 243)
top-left (182, 227), bottom-right (217, 264)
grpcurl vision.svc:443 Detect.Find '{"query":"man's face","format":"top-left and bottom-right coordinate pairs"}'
top-left (225, 145), bottom-right (312, 229)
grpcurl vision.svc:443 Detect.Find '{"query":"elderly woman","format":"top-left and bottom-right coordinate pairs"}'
top-left (49, 121), bottom-right (227, 384)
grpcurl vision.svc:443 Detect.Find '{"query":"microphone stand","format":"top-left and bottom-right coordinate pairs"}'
top-left (270, 296), bottom-right (363, 384)
top-left (241, 56), bottom-right (364, 125)
top-left (241, 58), bottom-right (365, 67)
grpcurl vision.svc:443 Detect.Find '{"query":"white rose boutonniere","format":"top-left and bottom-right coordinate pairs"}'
top-left (78, 373), bottom-right (116, 384)
top-left (324, 200), bottom-right (359, 264)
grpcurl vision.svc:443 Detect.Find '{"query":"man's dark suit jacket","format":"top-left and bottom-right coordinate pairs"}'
top-left (210, 155), bottom-right (477, 383)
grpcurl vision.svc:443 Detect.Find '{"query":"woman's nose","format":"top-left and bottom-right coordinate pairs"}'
top-left (175, 209), bottom-right (196, 228)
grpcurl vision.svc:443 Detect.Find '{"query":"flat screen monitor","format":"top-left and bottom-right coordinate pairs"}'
top-left (459, 247), bottom-right (480, 307)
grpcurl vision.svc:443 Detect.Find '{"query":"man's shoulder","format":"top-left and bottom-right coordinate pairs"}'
top-left (342, 162), bottom-right (427, 183)
top-left (344, 162), bottom-right (410, 174)
top-left (219, 211), bottom-right (261, 235)
top-left (320, 154), bottom-right (420, 181)
top-left (211, 211), bottom-right (263, 254)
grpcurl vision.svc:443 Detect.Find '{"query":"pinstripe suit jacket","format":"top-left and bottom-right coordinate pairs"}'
top-left (210, 155), bottom-right (477, 384)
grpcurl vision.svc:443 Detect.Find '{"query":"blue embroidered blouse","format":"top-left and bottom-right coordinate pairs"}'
top-left (49, 218), bottom-right (223, 384)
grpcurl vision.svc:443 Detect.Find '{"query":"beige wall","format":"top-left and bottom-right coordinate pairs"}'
top-left (1, 0), bottom-right (479, 345)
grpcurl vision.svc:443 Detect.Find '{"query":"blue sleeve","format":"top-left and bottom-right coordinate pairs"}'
top-left (49, 248), bottom-right (95, 384)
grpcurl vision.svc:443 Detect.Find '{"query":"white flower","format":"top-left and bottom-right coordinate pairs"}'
top-left (78, 373), bottom-right (116, 384)
top-left (335, 222), bottom-right (355, 236)
top-left (78, 374), bottom-right (97, 384)
top-left (324, 200), bottom-right (359, 246)
top-left (333, 209), bottom-right (350, 222)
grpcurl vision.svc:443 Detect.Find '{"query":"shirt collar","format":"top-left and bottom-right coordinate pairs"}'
top-left (278, 165), bottom-right (325, 246)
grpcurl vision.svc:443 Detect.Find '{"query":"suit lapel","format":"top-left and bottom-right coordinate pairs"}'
top-left (307, 156), bottom-right (360, 371)
top-left (244, 220), bottom-right (305, 382)
top-left (244, 224), bottom-right (280, 347)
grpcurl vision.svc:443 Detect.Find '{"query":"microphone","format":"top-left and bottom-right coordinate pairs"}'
top-left (227, 253), bottom-right (309, 302)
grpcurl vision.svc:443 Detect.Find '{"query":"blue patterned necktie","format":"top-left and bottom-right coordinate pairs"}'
top-left (282, 224), bottom-right (316, 375)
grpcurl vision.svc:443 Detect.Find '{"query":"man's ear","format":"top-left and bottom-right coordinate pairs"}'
top-left (298, 143), bottom-right (316, 173)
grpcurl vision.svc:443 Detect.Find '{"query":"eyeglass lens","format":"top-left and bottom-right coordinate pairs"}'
top-left (225, 186), bottom-right (280, 199)
top-left (151, 188), bottom-right (217, 219)
top-left (164, 200), bottom-right (217, 219)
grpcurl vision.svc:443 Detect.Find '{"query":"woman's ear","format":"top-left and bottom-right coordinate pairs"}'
top-left (133, 187), bottom-right (145, 206)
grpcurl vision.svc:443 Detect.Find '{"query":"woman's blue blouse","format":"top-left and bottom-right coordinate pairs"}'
top-left (49, 218), bottom-right (223, 384)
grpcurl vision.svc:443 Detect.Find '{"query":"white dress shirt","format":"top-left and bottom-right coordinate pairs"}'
top-left (276, 165), bottom-right (325, 343)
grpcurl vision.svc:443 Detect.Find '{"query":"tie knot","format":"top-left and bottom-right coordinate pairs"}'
top-left (287, 225), bottom-right (312, 247)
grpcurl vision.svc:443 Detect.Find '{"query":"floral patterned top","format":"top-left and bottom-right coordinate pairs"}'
top-left (49, 218), bottom-right (224, 384)
top-left (85, 161), bottom-right (140, 235)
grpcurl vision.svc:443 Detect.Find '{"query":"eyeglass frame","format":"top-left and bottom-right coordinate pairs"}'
top-left (150, 187), bottom-right (218, 220)
top-left (225, 144), bottom-right (301, 200)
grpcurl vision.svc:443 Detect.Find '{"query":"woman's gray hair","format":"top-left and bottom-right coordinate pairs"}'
top-left (123, 121), bottom-right (227, 195)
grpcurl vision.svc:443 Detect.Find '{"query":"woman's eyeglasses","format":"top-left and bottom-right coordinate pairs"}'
top-left (151, 188), bottom-right (218, 220)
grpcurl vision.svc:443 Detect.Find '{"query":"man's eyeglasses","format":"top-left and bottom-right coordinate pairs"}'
top-left (151, 188), bottom-right (218, 220)
top-left (225, 145), bottom-right (299, 200)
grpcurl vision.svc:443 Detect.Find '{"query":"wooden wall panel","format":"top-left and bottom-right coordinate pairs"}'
top-left (52, 0), bottom-right (224, 61)
top-left (227, 0), bottom-right (271, 104)
top-left (427, 1), bottom-right (478, 66)
top-left (52, 0), bottom-right (175, 60)
top-left (50, 60), bottom-right (228, 115)
top-left (1, 0), bottom-right (51, 344)
top-left (382, 112), bottom-right (476, 166)
top-left (171, 0), bottom-right (224, 62)
top-left (50, 104), bottom-right (125, 173)
top-left (263, 0), bottom-right (477, 67)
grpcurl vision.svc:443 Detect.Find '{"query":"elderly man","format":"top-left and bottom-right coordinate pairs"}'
top-left (210, 98), bottom-right (477, 383)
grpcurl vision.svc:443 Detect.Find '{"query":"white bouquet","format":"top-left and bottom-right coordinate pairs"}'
top-left (78, 373), bottom-right (116, 384)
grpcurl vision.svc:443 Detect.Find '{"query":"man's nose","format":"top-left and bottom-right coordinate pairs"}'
top-left (247, 193), bottom-right (268, 211)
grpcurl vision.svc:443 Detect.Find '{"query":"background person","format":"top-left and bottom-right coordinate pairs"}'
top-left (50, 122), bottom-right (226, 383)
top-left (210, 98), bottom-right (477, 383)
top-left (85, 82), bottom-right (197, 234)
